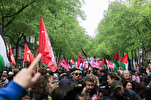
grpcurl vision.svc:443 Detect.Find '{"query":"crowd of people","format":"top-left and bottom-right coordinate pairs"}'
top-left (0, 54), bottom-right (151, 100)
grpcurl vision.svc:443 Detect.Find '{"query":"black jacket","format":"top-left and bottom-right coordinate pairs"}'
top-left (109, 88), bottom-right (142, 100)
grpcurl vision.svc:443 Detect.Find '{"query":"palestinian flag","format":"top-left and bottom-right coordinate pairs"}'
top-left (0, 26), bottom-right (9, 72)
top-left (113, 51), bottom-right (119, 72)
top-left (81, 48), bottom-right (92, 67)
top-left (120, 53), bottom-right (128, 70)
top-left (100, 57), bottom-right (106, 69)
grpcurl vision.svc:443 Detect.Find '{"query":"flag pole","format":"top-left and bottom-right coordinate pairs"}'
top-left (36, 51), bottom-right (38, 73)
top-left (23, 60), bottom-right (24, 68)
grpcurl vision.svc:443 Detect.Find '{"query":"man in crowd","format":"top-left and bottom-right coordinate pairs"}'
top-left (70, 68), bottom-right (82, 87)
top-left (82, 75), bottom-right (98, 100)
top-left (109, 80), bottom-right (141, 100)
top-left (1, 74), bottom-right (9, 87)
top-left (97, 69), bottom-right (108, 86)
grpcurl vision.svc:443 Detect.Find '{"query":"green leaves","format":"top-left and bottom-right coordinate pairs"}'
top-left (0, 0), bottom-right (89, 63)
top-left (90, 0), bottom-right (151, 59)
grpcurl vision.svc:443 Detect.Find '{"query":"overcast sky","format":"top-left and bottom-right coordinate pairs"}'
top-left (78, 0), bottom-right (116, 37)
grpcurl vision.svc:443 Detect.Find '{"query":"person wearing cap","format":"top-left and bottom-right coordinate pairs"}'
top-left (8, 71), bottom-right (14, 81)
top-left (109, 80), bottom-right (141, 100)
top-left (70, 68), bottom-right (82, 87)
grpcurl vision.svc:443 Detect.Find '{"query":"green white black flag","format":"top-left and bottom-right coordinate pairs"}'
top-left (0, 26), bottom-right (10, 71)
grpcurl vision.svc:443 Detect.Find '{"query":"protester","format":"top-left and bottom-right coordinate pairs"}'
top-left (22, 95), bottom-right (31, 100)
top-left (116, 70), bottom-right (123, 78)
top-left (7, 71), bottom-right (14, 81)
top-left (123, 80), bottom-right (135, 90)
top-left (93, 68), bottom-right (98, 76)
top-left (0, 54), bottom-right (41, 100)
top-left (122, 70), bottom-right (147, 98)
top-left (59, 78), bottom-right (71, 87)
top-left (122, 70), bottom-right (131, 80)
top-left (140, 72), bottom-right (147, 85)
top-left (109, 80), bottom-right (142, 100)
top-left (82, 75), bottom-right (98, 99)
top-left (107, 72), bottom-right (120, 85)
top-left (30, 76), bottom-right (48, 100)
top-left (51, 86), bottom-right (72, 100)
top-left (97, 88), bottom-right (110, 100)
top-left (98, 69), bottom-right (108, 86)
top-left (60, 73), bottom-right (68, 79)
top-left (146, 73), bottom-right (151, 86)
top-left (70, 68), bottom-right (82, 87)
top-left (2, 69), bottom-right (8, 76)
top-left (132, 70), bottom-right (140, 83)
top-left (1, 74), bottom-right (9, 87)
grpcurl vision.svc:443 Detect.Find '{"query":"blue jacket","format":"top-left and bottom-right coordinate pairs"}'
top-left (0, 81), bottom-right (28, 100)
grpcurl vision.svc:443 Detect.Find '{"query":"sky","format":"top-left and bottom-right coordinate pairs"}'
top-left (78, 0), bottom-right (116, 37)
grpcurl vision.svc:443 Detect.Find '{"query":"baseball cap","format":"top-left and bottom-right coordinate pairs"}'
top-left (8, 72), bottom-right (14, 75)
top-left (110, 80), bottom-right (122, 90)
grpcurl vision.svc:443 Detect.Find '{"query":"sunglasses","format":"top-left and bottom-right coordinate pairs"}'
top-left (75, 73), bottom-right (82, 76)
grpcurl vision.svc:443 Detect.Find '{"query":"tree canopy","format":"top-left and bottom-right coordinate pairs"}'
top-left (88, 0), bottom-right (151, 62)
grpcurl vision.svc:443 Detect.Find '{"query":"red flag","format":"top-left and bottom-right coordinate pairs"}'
top-left (84, 61), bottom-right (88, 68)
top-left (58, 59), bottom-right (68, 69)
top-left (97, 60), bottom-right (100, 63)
top-left (77, 53), bottom-right (84, 67)
top-left (65, 58), bottom-right (68, 64)
top-left (105, 59), bottom-right (114, 68)
top-left (78, 53), bottom-right (84, 63)
top-left (8, 42), bottom-right (16, 66)
top-left (120, 53), bottom-right (128, 64)
top-left (24, 43), bottom-right (35, 65)
top-left (38, 15), bottom-right (57, 72)
top-left (70, 59), bottom-right (74, 64)
top-left (100, 57), bottom-right (105, 65)
top-left (113, 51), bottom-right (119, 61)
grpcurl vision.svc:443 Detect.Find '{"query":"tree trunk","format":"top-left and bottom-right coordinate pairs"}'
top-left (131, 50), bottom-right (134, 68)
top-left (15, 43), bottom-right (19, 66)
top-left (138, 47), bottom-right (141, 67)
top-left (134, 49), bottom-right (137, 67)
top-left (144, 48), bottom-right (147, 67)
top-left (142, 47), bottom-right (145, 67)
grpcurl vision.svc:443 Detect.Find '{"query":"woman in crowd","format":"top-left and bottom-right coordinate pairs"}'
top-left (123, 80), bottom-right (135, 90)
top-left (132, 70), bottom-right (140, 83)
top-left (44, 74), bottom-right (59, 99)
top-left (30, 76), bottom-right (49, 100)
top-left (122, 70), bottom-right (147, 98)
top-left (107, 72), bottom-right (120, 85)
